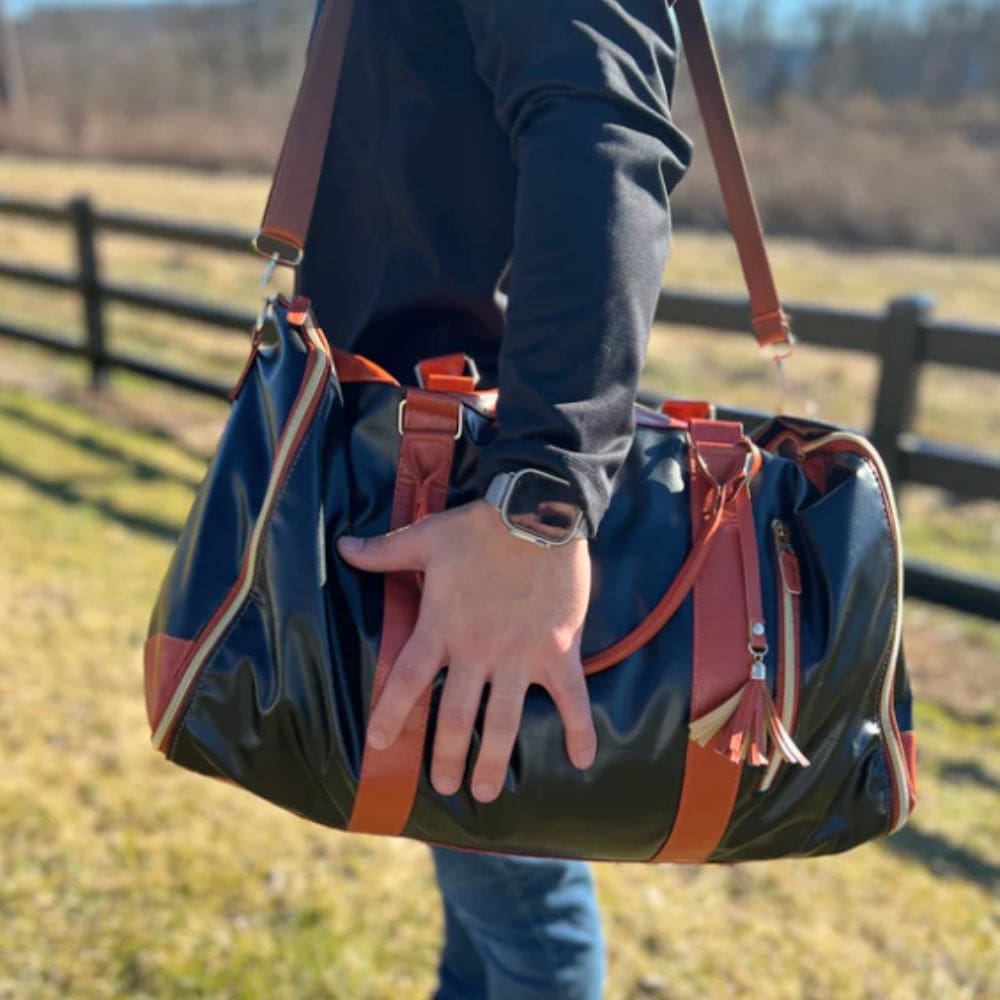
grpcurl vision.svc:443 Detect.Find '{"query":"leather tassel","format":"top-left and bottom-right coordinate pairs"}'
top-left (690, 668), bottom-right (810, 770)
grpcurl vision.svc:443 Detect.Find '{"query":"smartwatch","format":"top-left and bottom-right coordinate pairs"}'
top-left (484, 470), bottom-right (588, 548)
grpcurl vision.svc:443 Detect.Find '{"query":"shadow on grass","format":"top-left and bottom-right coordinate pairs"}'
top-left (885, 824), bottom-right (999, 891)
top-left (0, 456), bottom-right (183, 542)
top-left (938, 760), bottom-right (1000, 794)
top-left (932, 701), bottom-right (999, 730)
top-left (0, 397), bottom-right (204, 491)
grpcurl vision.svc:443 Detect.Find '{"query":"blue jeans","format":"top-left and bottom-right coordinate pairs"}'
top-left (430, 847), bottom-right (605, 1000)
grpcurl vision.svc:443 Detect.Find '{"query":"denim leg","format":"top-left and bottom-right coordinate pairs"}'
top-left (437, 895), bottom-right (489, 1000)
top-left (431, 846), bottom-right (605, 1000)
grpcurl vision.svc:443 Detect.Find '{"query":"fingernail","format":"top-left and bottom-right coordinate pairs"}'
top-left (367, 728), bottom-right (389, 750)
top-left (574, 746), bottom-right (597, 770)
top-left (473, 781), bottom-right (497, 802)
top-left (339, 536), bottom-right (363, 553)
top-left (433, 775), bottom-right (460, 797)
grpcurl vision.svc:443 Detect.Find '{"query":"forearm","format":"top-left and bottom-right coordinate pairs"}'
top-left (474, 99), bottom-right (681, 532)
top-left (462, 0), bottom-right (691, 532)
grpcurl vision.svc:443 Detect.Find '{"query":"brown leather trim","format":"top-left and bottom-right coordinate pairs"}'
top-left (661, 399), bottom-right (714, 422)
top-left (651, 421), bottom-right (758, 863)
top-left (900, 731), bottom-right (917, 813)
top-left (332, 349), bottom-right (400, 386)
top-left (258, 0), bottom-right (356, 258)
top-left (416, 353), bottom-right (470, 381)
top-left (670, 0), bottom-right (792, 350)
top-left (423, 373), bottom-right (478, 394)
top-left (347, 391), bottom-right (461, 836)
top-left (229, 331), bottom-right (262, 402)
top-left (144, 634), bottom-right (195, 732)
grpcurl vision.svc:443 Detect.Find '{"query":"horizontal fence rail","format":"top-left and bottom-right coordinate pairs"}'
top-left (0, 194), bottom-right (997, 621)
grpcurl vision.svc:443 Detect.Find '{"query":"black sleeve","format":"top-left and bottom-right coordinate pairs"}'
top-left (459, 0), bottom-right (691, 533)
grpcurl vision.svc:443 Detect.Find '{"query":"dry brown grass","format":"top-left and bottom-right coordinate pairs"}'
top-left (670, 93), bottom-right (1000, 254)
top-left (5, 93), bottom-right (998, 254)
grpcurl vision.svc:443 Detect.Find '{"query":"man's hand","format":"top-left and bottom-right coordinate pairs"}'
top-left (337, 500), bottom-right (597, 804)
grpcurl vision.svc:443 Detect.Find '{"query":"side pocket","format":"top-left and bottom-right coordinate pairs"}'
top-left (759, 520), bottom-right (803, 792)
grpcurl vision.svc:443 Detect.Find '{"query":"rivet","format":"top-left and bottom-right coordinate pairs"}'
top-left (752, 623), bottom-right (766, 637)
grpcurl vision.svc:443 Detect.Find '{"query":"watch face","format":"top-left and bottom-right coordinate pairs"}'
top-left (505, 470), bottom-right (584, 545)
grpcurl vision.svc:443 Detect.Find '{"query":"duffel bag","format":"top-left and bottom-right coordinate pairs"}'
top-left (143, 0), bottom-right (916, 863)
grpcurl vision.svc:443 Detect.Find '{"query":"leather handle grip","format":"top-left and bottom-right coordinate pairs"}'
top-left (258, 0), bottom-right (792, 351)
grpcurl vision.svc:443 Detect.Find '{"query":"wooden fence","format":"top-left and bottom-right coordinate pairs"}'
top-left (1, 194), bottom-right (997, 620)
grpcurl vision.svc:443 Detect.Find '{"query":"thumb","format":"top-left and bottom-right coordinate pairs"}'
top-left (337, 522), bottom-right (429, 573)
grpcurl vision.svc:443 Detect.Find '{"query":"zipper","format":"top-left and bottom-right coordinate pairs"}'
top-left (151, 320), bottom-right (330, 752)
top-left (759, 520), bottom-right (802, 792)
top-left (796, 431), bottom-right (912, 830)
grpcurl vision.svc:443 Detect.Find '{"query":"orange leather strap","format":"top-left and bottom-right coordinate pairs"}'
top-left (257, 0), bottom-right (791, 351)
top-left (347, 391), bottom-right (461, 836)
top-left (651, 420), bottom-right (760, 863)
top-left (669, 0), bottom-right (792, 350)
top-left (256, 0), bottom-right (356, 264)
top-left (415, 353), bottom-right (480, 395)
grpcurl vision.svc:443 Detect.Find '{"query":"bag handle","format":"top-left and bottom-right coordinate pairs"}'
top-left (255, 0), bottom-right (793, 354)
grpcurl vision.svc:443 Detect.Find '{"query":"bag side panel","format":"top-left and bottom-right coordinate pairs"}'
top-left (169, 380), bottom-right (403, 830)
top-left (145, 313), bottom-right (314, 738)
top-left (713, 450), bottom-right (901, 860)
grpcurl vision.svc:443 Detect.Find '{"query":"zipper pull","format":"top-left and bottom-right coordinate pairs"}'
top-left (772, 521), bottom-right (802, 595)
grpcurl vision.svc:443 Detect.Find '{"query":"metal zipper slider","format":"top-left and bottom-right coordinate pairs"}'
top-left (772, 520), bottom-right (802, 595)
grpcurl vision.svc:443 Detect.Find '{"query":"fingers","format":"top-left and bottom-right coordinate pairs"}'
top-left (430, 666), bottom-right (485, 797)
top-left (367, 619), bottom-right (446, 751)
top-left (471, 676), bottom-right (528, 804)
top-left (337, 520), bottom-right (430, 573)
top-left (545, 659), bottom-right (597, 771)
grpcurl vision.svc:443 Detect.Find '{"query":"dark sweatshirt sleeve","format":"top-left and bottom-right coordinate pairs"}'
top-left (459, 0), bottom-right (692, 533)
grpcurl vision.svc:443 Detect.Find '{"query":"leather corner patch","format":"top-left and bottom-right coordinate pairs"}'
top-left (143, 633), bottom-right (194, 735)
top-left (900, 730), bottom-right (917, 811)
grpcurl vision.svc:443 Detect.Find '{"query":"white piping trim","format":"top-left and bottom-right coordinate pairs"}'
top-left (151, 323), bottom-right (329, 751)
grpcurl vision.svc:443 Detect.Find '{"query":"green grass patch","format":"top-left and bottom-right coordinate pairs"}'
top-left (1, 374), bottom-right (997, 1000)
top-left (0, 154), bottom-right (998, 997)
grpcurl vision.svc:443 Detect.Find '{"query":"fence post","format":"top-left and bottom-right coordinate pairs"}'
top-left (869, 294), bottom-right (933, 485)
top-left (69, 196), bottom-right (107, 390)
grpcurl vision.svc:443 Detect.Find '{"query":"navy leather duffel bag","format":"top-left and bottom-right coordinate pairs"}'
top-left (144, 0), bottom-right (916, 863)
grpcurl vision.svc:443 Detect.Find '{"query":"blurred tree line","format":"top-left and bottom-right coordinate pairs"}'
top-left (714, 0), bottom-right (999, 109)
top-left (0, 0), bottom-right (996, 252)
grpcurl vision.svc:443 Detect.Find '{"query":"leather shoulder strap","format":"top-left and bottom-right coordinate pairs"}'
top-left (256, 0), bottom-right (793, 353)
top-left (669, 1), bottom-right (792, 352)
top-left (255, 0), bottom-right (355, 266)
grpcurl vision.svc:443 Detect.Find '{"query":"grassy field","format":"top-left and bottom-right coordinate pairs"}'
top-left (1, 157), bottom-right (998, 998)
